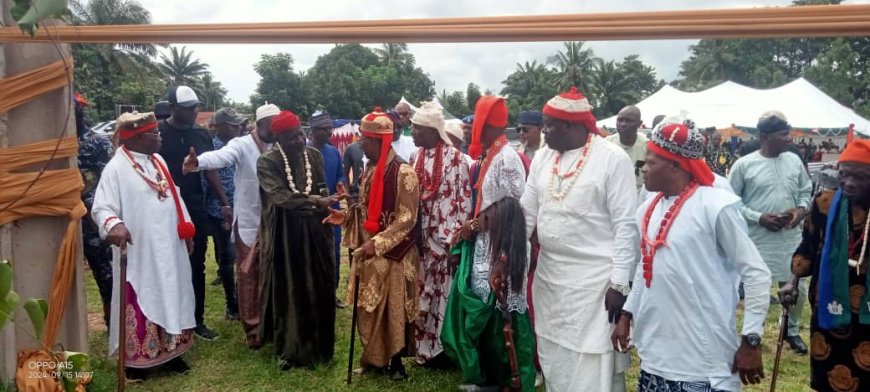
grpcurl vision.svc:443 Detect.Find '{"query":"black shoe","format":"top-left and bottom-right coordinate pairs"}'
top-left (769, 295), bottom-right (779, 305)
top-left (165, 357), bottom-right (191, 375)
top-left (390, 364), bottom-right (407, 381)
top-left (785, 335), bottom-right (808, 354)
top-left (211, 276), bottom-right (222, 286)
top-left (336, 298), bottom-right (348, 309)
top-left (279, 357), bottom-right (297, 371)
top-left (225, 310), bottom-right (240, 321)
top-left (389, 356), bottom-right (407, 381)
top-left (195, 324), bottom-right (219, 341)
top-left (125, 367), bottom-right (147, 383)
top-left (421, 353), bottom-right (455, 370)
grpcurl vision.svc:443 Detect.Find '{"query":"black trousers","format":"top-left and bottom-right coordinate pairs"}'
top-left (82, 221), bottom-right (113, 305)
top-left (191, 218), bottom-right (211, 326)
top-left (210, 217), bottom-right (238, 314)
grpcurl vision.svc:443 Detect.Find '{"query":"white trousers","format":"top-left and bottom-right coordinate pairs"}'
top-left (538, 337), bottom-right (629, 392)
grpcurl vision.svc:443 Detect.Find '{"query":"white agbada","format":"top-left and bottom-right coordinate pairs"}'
top-left (521, 137), bottom-right (638, 392)
top-left (195, 133), bottom-right (272, 247)
top-left (624, 186), bottom-right (771, 391)
top-left (92, 150), bottom-right (196, 355)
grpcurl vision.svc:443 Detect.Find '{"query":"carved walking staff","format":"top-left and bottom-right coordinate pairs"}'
top-left (117, 246), bottom-right (128, 392)
top-left (501, 311), bottom-right (521, 392)
top-left (346, 251), bottom-right (360, 385)
top-left (770, 306), bottom-right (790, 392)
top-left (495, 254), bottom-right (521, 392)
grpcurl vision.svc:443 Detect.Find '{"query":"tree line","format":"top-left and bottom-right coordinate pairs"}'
top-left (249, 43), bottom-right (435, 120)
top-left (70, 0), bottom-right (231, 121)
top-left (676, 1), bottom-right (869, 118)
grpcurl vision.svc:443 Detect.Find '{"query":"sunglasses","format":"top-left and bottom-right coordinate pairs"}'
top-left (517, 127), bottom-right (529, 133)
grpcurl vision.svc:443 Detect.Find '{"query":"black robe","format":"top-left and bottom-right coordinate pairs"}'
top-left (257, 146), bottom-right (336, 367)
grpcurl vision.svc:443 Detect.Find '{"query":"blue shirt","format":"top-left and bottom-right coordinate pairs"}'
top-left (202, 136), bottom-right (236, 221)
top-left (317, 143), bottom-right (346, 195)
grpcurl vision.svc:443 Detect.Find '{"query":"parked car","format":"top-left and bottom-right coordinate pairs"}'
top-left (91, 120), bottom-right (116, 136)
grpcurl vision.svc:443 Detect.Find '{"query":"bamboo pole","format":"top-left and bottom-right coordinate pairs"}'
top-left (1, 4), bottom-right (868, 44)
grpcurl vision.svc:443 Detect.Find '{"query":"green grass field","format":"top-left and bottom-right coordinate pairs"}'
top-left (77, 245), bottom-right (814, 391)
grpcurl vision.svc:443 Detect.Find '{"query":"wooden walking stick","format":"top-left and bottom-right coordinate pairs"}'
top-left (346, 258), bottom-right (361, 385)
top-left (501, 310), bottom-right (522, 392)
top-left (117, 245), bottom-right (128, 392)
top-left (495, 254), bottom-right (522, 392)
top-left (770, 306), bottom-right (790, 392)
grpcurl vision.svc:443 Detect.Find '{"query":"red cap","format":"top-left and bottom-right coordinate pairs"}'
top-left (270, 110), bottom-right (301, 134)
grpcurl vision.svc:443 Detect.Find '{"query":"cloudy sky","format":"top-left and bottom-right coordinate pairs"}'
top-left (135, 0), bottom-right (866, 103)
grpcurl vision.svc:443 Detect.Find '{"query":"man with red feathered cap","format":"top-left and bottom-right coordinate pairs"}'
top-left (441, 95), bottom-right (536, 391)
top-left (522, 87), bottom-right (638, 391)
top-left (780, 138), bottom-right (870, 392)
top-left (324, 108), bottom-right (421, 380)
top-left (613, 116), bottom-right (771, 392)
top-left (91, 111), bottom-right (196, 381)
top-left (256, 110), bottom-right (338, 370)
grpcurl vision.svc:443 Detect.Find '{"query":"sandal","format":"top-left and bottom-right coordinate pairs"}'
top-left (353, 365), bottom-right (386, 375)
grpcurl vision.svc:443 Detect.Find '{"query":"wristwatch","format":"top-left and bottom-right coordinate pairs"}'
top-left (743, 334), bottom-right (761, 348)
top-left (609, 282), bottom-right (630, 296)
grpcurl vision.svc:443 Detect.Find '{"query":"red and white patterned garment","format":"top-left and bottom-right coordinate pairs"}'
top-left (122, 283), bottom-right (194, 368)
top-left (411, 143), bottom-right (472, 364)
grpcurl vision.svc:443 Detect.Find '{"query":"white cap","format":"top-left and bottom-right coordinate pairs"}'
top-left (445, 119), bottom-right (464, 141)
top-left (410, 101), bottom-right (451, 146)
top-left (168, 85), bottom-right (200, 108)
top-left (256, 102), bottom-right (280, 122)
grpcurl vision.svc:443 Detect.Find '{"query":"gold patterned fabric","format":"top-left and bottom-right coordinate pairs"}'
top-left (344, 150), bottom-right (421, 367)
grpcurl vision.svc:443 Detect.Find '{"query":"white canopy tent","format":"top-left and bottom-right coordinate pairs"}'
top-left (597, 78), bottom-right (870, 137)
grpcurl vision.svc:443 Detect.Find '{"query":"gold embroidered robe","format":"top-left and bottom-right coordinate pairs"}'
top-left (344, 151), bottom-right (421, 367)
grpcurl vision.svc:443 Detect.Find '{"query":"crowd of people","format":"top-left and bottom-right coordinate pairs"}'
top-left (74, 83), bottom-right (870, 391)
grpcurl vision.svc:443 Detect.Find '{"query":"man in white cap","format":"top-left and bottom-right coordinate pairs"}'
top-left (445, 119), bottom-right (474, 167)
top-left (159, 85), bottom-right (218, 341)
top-left (409, 101), bottom-right (473, 365)
top-left (521, 87), bottom-right (638, 391)
top-left (395, 101), bottom-right (414, 136)
top-left (182, 102), bottom-right (278, 348)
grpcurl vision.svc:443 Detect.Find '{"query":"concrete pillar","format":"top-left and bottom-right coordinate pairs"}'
top-left (0, 0), bottom-right (88, 381)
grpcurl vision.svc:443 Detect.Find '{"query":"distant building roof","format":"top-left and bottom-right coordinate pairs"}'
top-left (196, 111), bottom-right (215, 127)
